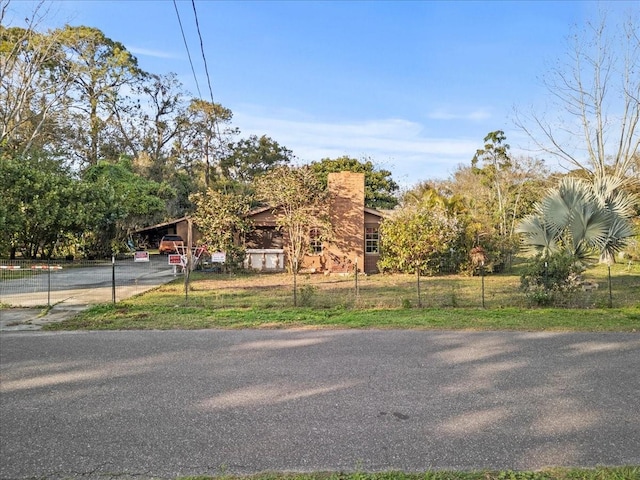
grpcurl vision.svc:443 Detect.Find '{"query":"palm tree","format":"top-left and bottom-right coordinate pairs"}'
top-left (516, 177), bottom-right (635, 263)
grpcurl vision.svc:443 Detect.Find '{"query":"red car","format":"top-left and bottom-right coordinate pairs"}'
top-left (158, 235), bottom-right (183, 254)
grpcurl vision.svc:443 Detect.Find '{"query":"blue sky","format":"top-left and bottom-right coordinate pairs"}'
top-left (3, 0), bottom-right (636, 187)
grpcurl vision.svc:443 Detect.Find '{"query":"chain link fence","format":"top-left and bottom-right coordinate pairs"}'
top-left (2, 255), bottom-right (638, 310)
top-left (159, 261), bottom-right (640, 311)
top-left (0, 255), bottom-right (178, 307)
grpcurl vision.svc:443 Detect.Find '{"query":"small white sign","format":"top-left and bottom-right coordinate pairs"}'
top-left (211, 252), bottom-right (226, 263)
top-left (134, 251), bottom-right (150, 262)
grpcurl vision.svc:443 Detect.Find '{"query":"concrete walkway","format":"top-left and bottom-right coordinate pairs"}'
top-left (0, 302), bottom-right (90, 331)
top-left (0, 284), bottom-right (164, 331)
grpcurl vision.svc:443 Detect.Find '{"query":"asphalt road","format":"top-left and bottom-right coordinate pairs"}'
top-left (1, 329), bottom-right (639, 479)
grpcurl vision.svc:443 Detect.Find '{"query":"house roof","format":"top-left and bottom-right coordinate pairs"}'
top-left (134, 204), bottom-right (390, 235)
top-left (364, 207), bottom-right (388, 218)
top-left (247, 205), bottom-right (388, 218)
top-left (245, 205), bottom-right (273, 217)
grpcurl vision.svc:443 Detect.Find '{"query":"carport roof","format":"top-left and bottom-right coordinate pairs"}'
top-left (134, 216), bottom-right (190, 234)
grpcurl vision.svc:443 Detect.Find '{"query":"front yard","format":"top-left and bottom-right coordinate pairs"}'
top-left (45, 262), bottom-right (639, 331)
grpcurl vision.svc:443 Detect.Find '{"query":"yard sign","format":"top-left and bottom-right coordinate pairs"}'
top-left (134, 251), bottom-right (150, 262)
top-left (168, 254), bottom-right (183, 266)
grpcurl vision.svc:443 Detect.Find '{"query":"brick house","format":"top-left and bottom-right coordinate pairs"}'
top-left (244, 171), bottom-right (386, 274)
top-left (136, 171), bottom-right (387, 274)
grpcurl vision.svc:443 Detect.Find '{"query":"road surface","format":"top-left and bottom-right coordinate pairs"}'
top-left (1, 329), bottom-right (639, 478)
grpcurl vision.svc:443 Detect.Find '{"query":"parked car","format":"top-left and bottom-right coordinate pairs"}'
top-left (158, 234), bottom-right (184, 255)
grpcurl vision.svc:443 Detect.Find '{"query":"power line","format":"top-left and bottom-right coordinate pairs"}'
top-left (190, 0), bottom-right (223, 150)
top-left (191, 0), bottom-right (215, 105)
top-left (173, 0), bottom-right (202, 99)
top-left (174, 0), bottom-right (223, 156)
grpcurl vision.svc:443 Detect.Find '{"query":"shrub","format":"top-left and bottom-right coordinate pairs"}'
top-left (298, 284), bottom-right (316, 307)
top-left (379, 204), bottom-right (466, 275)
top-left (520, 252), bottom-right (585, 306)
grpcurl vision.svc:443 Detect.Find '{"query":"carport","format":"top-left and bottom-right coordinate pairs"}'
top-left (135, 217), bottom-right (200, 249)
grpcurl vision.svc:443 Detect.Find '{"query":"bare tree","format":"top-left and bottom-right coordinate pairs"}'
top-left (0, 2), bottom-right (73, 155)
top-left (517, 10), bottom-right (640, 183)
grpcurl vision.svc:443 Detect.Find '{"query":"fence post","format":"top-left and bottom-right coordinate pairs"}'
top-left (47, 257), bottom-right (51, 307)
top-left (184, 255), bottom-right (190, 304)
top-left (608, 264), bottom-right (613, 308)
top-left (354, 257), bottom-right (359, 297)
top-left (481, 261), bottom-right (486, 308)
top-left (293, 257), bottom-right (298, 307)
top-left (416, 265), bottom-right (422, 308)
top-left (112, 255), bottom-right (116, 304)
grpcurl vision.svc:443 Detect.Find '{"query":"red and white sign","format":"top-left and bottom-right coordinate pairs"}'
top-left (168, 254), bottom-right (183, 266)
top-left (134, 251), bottom-right (150, 262)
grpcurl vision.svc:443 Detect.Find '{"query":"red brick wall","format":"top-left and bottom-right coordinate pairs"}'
top-left (326, 172), bottom-right (365, 272)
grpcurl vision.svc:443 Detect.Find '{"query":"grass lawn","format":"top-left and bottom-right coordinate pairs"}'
top-left (177, 468), bottom-right (640, 479)
top-left (45, 262), bottom-right (640, 331)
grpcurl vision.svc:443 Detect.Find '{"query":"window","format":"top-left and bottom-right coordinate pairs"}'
top-left (309, 228), bottom-right (323, 254)
top-left (365, 227), bottom-right (379, 254)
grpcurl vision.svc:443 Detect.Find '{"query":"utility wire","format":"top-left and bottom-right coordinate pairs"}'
top-left (190, 0), bottom-right (224, 151)
top-left (173, 0), bottom-right (202, 99)
top-left (191, 0), bottom-right (215, 105)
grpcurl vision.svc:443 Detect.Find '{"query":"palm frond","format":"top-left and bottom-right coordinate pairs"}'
top-left (598, 215), bottom-right (635, 261)
top-left (571, 202), bottom-right (609, 252)
top-left (516, 214), bottom-right (561, 255)
top-left (540, 191), bottom-right (572, 229)
top-left (591, 175), bottom-right (637, 218)
top-left (521, 175), bottom-right (636, 263)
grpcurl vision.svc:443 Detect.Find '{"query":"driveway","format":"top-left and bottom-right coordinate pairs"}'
top-left (1, 329), bottom-right (638, 478)
top-left (1, 255), bottom-right (176, 304)
top-left (0, 256), bottom-right (178, 331)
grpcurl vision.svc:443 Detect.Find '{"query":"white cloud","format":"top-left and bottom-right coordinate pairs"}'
top-left (232, 107), bottom-right (479, 185)
top-left (427, 109), bottom-right (492, 121)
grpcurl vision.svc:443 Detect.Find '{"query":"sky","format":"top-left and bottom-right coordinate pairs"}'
top-left (3, 0), bottom-right (637, 187)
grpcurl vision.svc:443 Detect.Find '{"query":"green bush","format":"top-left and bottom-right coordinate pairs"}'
top-left (520, 252), bottom-right (585, 306)
top-left (298, 284), bottom-right (316, 307)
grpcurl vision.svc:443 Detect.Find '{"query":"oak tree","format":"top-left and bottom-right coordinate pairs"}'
top-left (310, 156), bottom-right (399, 209)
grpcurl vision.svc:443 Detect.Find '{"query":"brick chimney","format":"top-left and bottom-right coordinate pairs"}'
top-left (327, 172), bottom-right (365, 272)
